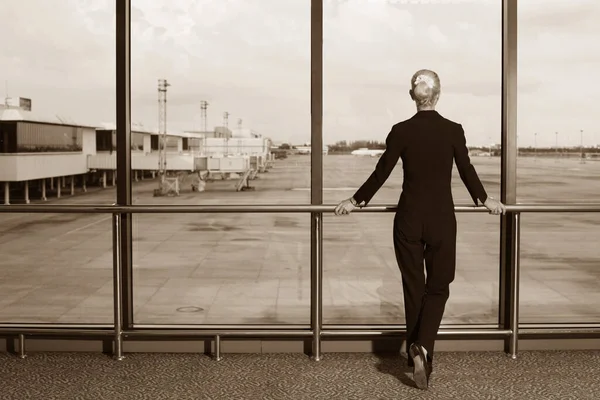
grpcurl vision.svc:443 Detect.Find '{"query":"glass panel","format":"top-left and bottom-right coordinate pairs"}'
top-left (130, 1), bottom-right (310, 205)
top-left (520, 213), bottom-right (600, 323)
top-left (0, 213), bottom-right (113, 323)
top-left (132, 213), bottom-right (309, 324)
top-left (517, 1), bottom-right (600, 202)
top-left (323, 213), bottom-right (499, 324)
top-left (323, 1), bottom-right (501, 323)
top-left (0, 2), bottom-right (116, 205)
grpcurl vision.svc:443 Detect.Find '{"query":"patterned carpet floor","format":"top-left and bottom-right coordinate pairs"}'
top-left (0, 350), bottom-right (599, 399)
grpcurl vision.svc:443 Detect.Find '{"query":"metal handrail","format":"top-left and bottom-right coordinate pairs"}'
top-left (2, 203), bottom-right (599, 360)
top-left (1, 203), bottom-right (600, 213)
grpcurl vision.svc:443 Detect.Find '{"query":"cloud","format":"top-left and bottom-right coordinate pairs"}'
top-left (428, 25), bottom-right (448, 45)
top-left (519, 0), bottom-right (599, 31)
top-left (0, 0), bottom-right (598, 147)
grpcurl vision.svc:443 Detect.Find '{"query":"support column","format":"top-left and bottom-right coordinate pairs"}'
top-left (103, 171), bottom-right (107, 189)
top-left (82, 174), bottom-right (87, 192)
top-left (50, 177), bottom-right (54, 190)
top-left (310, 0), bottom-right (324, 362)
top-left (24, 181), bottom-right (30, 204)
top-left (151, 171), bottom-right (156, 179)
top-left (116, 0), bottom-right (134, 330)
top-left (3, 182), bottom-right (9, 205)
top-left (70, 176), bottom-right (75, 196)
top-left (42, 179), bottom-right (47, 201)
top-left (499, 0), bottom-right (519, 358)
top-left (112, 170), bottom-right (116, 186)
top-left (134, 170), bottom-right (138, 182)
top-left (57, 179), bottom-right (62, 198)
top-left (62, 176), bottom-right (66, 188)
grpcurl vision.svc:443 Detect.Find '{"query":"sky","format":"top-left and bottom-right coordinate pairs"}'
top-left (0, 0), bottom-right (598, 147)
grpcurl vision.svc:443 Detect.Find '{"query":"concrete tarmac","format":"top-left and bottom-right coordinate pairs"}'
top-left (0, 155), bottom-right (598, 325)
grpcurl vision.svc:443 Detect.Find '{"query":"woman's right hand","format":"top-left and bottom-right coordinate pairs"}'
top-left (334, 198), bottom-right (357, 216)
top-left (484, 196), bottom-right (506, 215)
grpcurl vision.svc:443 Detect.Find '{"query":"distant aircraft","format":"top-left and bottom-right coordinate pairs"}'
top-left (351, 148), bottom-right (385, 157)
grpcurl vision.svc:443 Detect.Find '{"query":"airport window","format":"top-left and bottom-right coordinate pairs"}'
top-left (132, 132), bottom-right (144, 151)
top-left (0, 0), bottom-right (599, 353)
top-left (0, 0), bottom-right (117, 325)
top-left (15, 122), bottom-right (82, 153)
top-left (150, 135), bottom-right (159, 151)
top-left (131, 0), bottom-right (310, 208)
top-left (96, 130), bottom-right (144, 152)
top-left (322, 0), bottom-right (502, 325)
top-left (166, 136), bottom-right (178, 151)
top-left (516, 0), bottom-right (600, 324)
top-left (0, 122), bottom-right (18, 153)
top-left (517, 0), bottom-right (600, 203)
top-left (96, 129), bottom-right (115, 152)
top-left (128, 0), bottom-right (312, 325)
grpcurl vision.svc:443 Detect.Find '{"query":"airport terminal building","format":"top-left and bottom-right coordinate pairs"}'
top-left (0, 101), bottom-right (275, 204)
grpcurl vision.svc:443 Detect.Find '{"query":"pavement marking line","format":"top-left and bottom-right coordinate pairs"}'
top-left (291, 187), bottom-right (357, 191)
top-left (64, 215), bottom-right (113, 236)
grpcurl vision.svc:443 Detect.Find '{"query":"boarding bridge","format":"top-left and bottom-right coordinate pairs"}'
top-left (193, 156), bottom-right (254, 191)
top-left (87, 137), bottom-right (273, 193)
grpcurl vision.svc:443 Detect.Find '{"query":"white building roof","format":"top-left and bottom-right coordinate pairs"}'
top-left (1, 107), bottom-right (260, 141)
top-left (97, 122), bottom-right (201, 138)
top-left (98, 122), bottom-right (157, 135)
top-left (0, 107), bottom-right (96, 128)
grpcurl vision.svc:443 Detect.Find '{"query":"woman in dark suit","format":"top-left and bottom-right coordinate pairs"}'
top-left (334, 69), bottom-right (506, 390)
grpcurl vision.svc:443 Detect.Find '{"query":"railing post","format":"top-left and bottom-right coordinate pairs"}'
top-left (509, 212), bottom-right (521, 358)
top-left (112, 213), bottom-right (125, 361)
top-left (18, 334), bottom-right (27, 359)
top-left (311, 213), bottom-right (323, 361)
top-left (214, 334), bottom-right (222, 361)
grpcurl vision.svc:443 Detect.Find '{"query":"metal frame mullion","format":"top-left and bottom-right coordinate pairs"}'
top-left (310, 0), bottom-right (324, 362)
top-left (499, 0), bottom-right (519, 357)
top-left (116, 0), bottom-right (134, 333)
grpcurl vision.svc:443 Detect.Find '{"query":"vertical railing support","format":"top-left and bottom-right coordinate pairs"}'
top-left (311, 213), bottom-right (323, 361)
top-left (508, 213), bottom-right (521, 358)
top-left (18, 334), bottom-right (27, 359)
top-left (214, 335), bottom-right (222, 361)
top-left (112, 213), bottom-right (125, 361)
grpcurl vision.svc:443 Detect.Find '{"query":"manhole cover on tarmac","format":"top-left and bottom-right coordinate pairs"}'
top-left (176, 306), bottom-right (204, 313)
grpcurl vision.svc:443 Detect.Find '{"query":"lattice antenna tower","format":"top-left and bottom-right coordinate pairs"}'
top-left (200, 100), bottom-right (209, 132)
top-left (223, 112), bottom-right (229, 129)
top-left (158, 79), bottom-right (170, 182)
